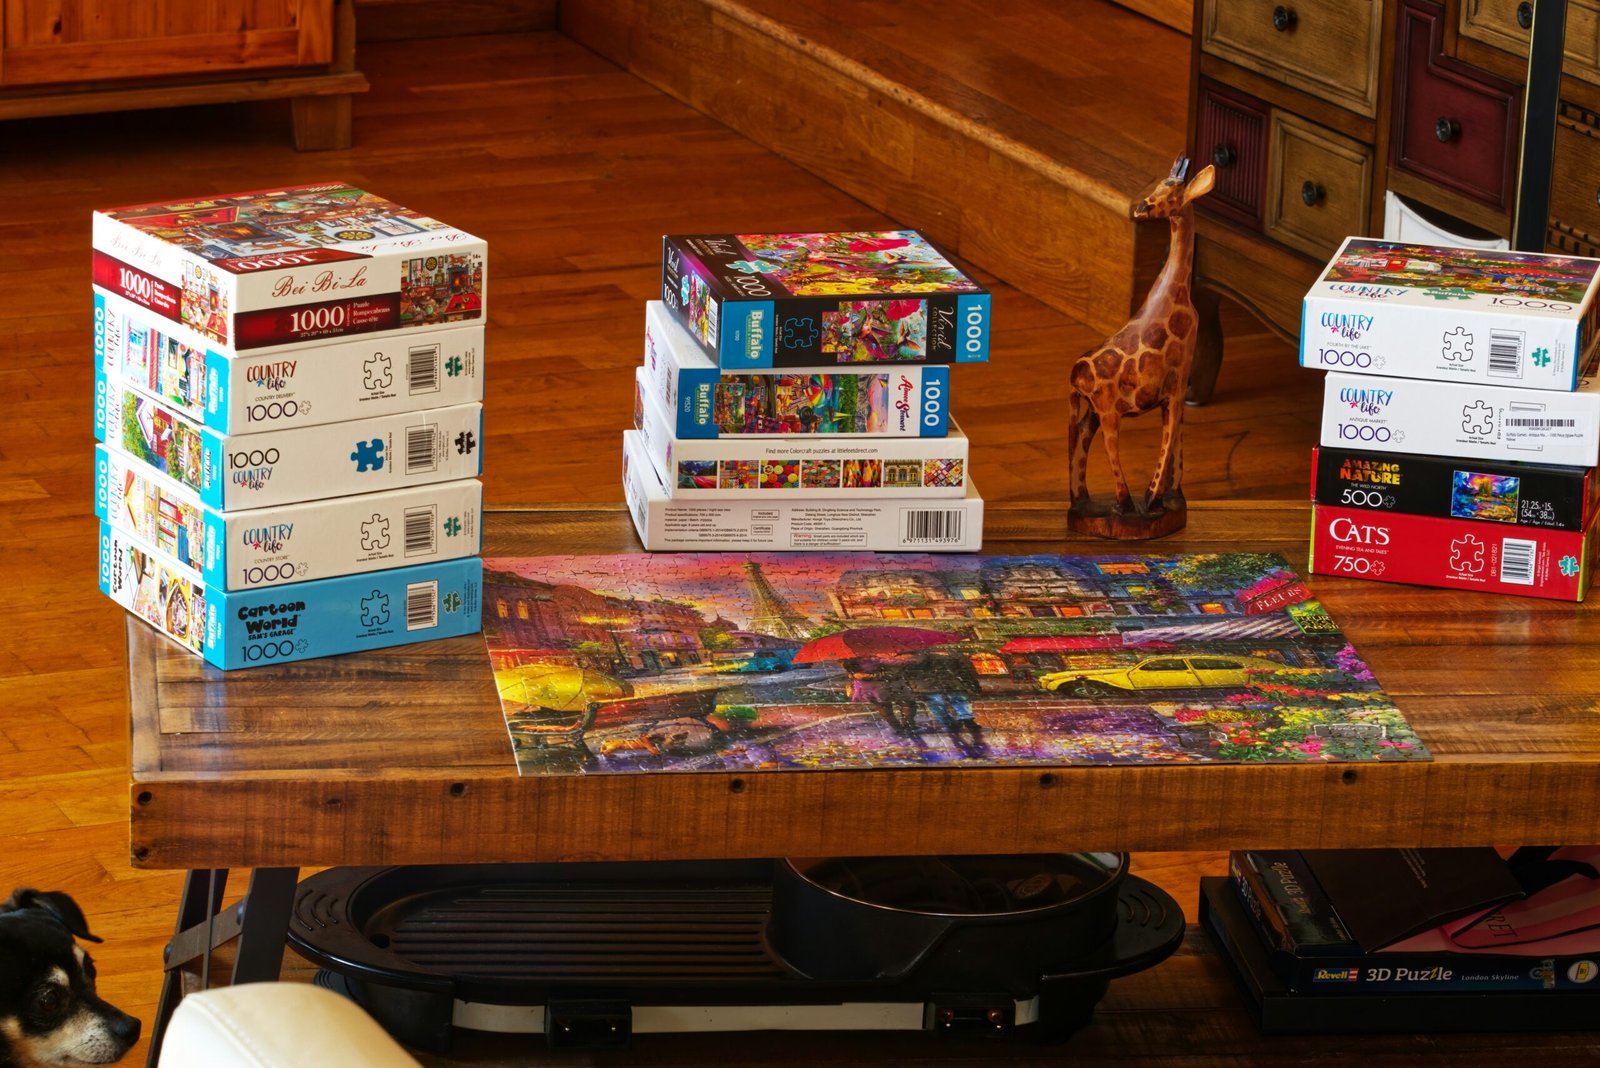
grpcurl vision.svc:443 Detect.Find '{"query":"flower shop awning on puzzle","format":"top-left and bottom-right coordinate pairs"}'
top-left (998, 636), bottom-right (1170, 653)
top-left (1123, 616), bottom-right (1304, 644)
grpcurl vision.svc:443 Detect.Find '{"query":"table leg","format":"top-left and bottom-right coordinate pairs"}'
top-left (146, 867), bottom-right (300, 1067)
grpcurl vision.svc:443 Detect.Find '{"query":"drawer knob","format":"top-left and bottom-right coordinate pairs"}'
top-left (1211, 143), bottom-right (1237, 167)
top-left (1272, 4), bottom-right (1297, 31)
top-left (1435, 117), bottom-right (1460, 142)
top-left (1300, 180), bottom-right (1324, 206)
top-left (1517, 1), bottom-right (1533, 29)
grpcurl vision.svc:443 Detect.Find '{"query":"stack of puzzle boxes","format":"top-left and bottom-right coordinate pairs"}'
top-left (626, 230), bottom-right (990, 552)
top-left (1302, 236), bottom-right (1600, 601)
top-left (92, 183), bottom-right (488, 668)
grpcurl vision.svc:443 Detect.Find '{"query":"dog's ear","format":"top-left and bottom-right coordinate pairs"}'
top-left (2, 888), bottom-right (103, 943)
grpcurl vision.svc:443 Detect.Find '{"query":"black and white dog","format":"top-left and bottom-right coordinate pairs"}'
top-left (0, 889), bottom-right (139, 1067)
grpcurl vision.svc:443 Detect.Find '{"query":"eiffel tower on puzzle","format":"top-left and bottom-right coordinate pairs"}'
top-left (743, 560), bottom-right (817, 639)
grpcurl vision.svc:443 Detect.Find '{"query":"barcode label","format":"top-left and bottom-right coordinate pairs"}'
top-left (1488, 330), bottom-right (1523, 377)
top-left (403, 505), bottom-right (437, 557)
top-left (408, 344), bottom-right (441, 394)
top-left (405, 424), bottom-right (439, 474)
top-left (902, 509), bottom-right (963, 544)
top-left (1500, 538), bottom-right (1536, 585)
top-left (405, 580), bottom-right (439, 630)
top-left (1506, 417), bottom-right (1577, 428)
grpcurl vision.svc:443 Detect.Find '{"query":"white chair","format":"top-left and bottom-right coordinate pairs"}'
top-left (158, 982), bottom-right (421, 1067)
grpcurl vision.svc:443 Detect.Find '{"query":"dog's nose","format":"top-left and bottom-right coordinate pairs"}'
top-left (110, 1010), bottom-right (141, 1046)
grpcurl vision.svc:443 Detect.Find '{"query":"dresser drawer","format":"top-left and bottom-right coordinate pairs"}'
top-left (1265, 111), bottom-right (1373, 260)
top-left (1460, 0), bottom-right (1600, 89)
top-left (1194, 78), bottom-right (1270, 228)
top-left (1548, 101), bottom-right (1600, 256)
top-left (1392, 0), bottom-right (1522, 214)
top-left (1200, 0), bottom-right (1382, 118)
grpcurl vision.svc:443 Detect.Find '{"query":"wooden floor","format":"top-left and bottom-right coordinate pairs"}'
top-left (0, 28), bottom-right (1320, 1066)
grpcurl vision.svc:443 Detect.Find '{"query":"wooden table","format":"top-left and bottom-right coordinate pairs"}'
top-left (128, 502), bottom-right (1600, 1064)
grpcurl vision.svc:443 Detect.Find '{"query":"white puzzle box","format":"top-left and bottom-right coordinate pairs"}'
top-left (95, 444), bottom-right (481, 591)
top-left (99, 522), bottom-right (484, 670)
top-left (1302, 237), bottom-right (1600, 389)
top-left (641, 300), bottom-right (951, 438)
top-left (95, 365), bottom-right (483, 509)
top-left (623, 429), bottom-right (983, 552)
top-left (96, 288), bottom-right (484, 433)
top-left (92, 182), bottom-right (486, 351)
top-left (1322, 370), bottom-right (1600, 467)
top-left (633, 368), bottom-right (969, 499)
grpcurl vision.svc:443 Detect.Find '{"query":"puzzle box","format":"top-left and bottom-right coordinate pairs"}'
top-left (623, 430), bottom-right (983, 552)
top-left (92, 182), bottom-right (486, 351)
top-left (99, 522), bottom-right (484, 670)
top-left (1309, 504), bottom-right (1597, 601)
top-left (634, 369), bottom-right (969, 499)
top-left (1302, 237), bottom-right (1600, 389)
top-left (661, 230), bottom-right (990, 368)
top-left (1312, 446), bottom-right (1598, 532)
top-left (95, 365), bottom-right (483, 509)
top-left (641, 300), bottom-right (951, 438)
top-left (1322, 371), bottom-right (1600, 467)
top-left (95, 444), bottom-right (481, 590)
top-left (95, 288), bottom-right (484, 433)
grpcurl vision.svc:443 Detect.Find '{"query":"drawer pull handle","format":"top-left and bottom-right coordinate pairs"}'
top-left (1212, 143), bottom-right (1237, 167)
top-left (1435, 117), bottom-right (1460, 142)
top-left (1517, 1), bottom-right (1533, 29)
top-left (1300, 180), bottom-right (1324, 206)
top-left (1272, 4), bottom-right (1297, 31)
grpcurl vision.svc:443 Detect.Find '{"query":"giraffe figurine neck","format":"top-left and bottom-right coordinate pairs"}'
top-left (1134, 204), bottom-right (1197, 323)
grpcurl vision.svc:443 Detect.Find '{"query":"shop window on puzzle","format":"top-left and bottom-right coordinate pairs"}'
top-left (971, 653), bottom-right (1008, 675)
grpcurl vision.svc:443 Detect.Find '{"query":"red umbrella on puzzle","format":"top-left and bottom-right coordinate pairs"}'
top-left (790, 626), bottom-right (964, 664)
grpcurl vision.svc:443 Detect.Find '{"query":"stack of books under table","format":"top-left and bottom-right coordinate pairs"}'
top-left (624, 229), bottom-right (991, 552)
top-left (1203, 845), bottom-right (1600, 1033)
top-left (91, 182), bottom-right (488, 669)
top-left (1301, 237), bottom-right (1600, 601)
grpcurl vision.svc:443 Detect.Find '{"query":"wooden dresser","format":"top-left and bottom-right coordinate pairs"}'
top-left (0, 0), bottom-right (367, 149)
top-left (1184, 0), bottom-right (1600, 401)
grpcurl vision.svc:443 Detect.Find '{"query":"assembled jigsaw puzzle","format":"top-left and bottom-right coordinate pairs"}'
top-left (482, 551), bottom-right (1428, 776)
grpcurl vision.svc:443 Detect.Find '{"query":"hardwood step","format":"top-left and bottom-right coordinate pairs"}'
top-left (559, 0), bottom-right (1193, 335)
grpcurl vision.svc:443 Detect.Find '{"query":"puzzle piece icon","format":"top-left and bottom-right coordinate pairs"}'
top-left (360, 514), bottom-right (390, 551)
top-left (364, 353), bottom-right (393, 390)
top-left (360, 591), bottom-right (390, 627)
top-left (1462, 400), bottom-right (1494, 435)
top-left (781, 316), bottom-right (819, 349)
top-left (443, 591), bottom-right (462, 614)
top-left (726, 258), bottom-right (781, 274)
top-left (1442, 327), bottom-right (1473, 362)
top-left (1560, 554), bottom-right (1581, 577)
top-left (1450, 534), bottom-right (1485, 574)
top-left (351, 438), bottom-right (386, 471)
top-left (455, 430), bottom-right (476, 456)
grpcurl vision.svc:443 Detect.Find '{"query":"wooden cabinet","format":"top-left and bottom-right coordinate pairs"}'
top-left (1391, 0), bottom-right (1522, 213)
top-left (1186, 0), bottom-right (1600, 403)
top-left (0, 0), bottom-right (366, 149)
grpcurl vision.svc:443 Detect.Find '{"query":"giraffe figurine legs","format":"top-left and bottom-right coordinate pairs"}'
top-left (1067, 388), bottom-right (1189, 541)
top-left (1145, 386), bottom-right (1188, 512)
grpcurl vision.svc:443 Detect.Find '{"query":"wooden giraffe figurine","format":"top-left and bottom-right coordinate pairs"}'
top-left (1067, 155), bottom-right (1216, 540)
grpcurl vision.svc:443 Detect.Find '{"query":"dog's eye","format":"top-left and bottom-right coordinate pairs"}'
top-left (31, 984), bottom-right (66, 1016)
